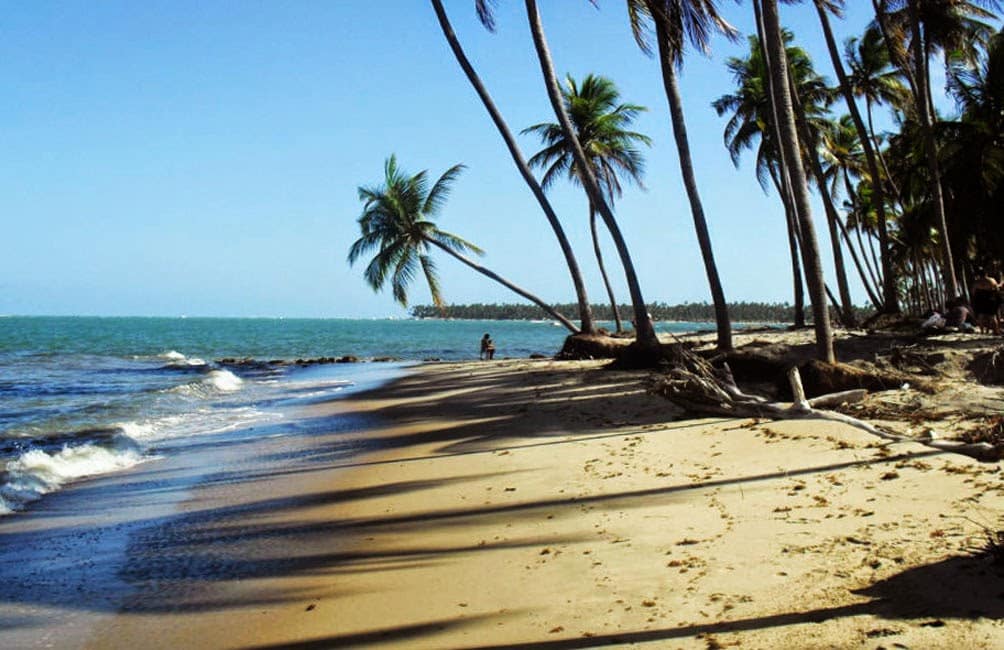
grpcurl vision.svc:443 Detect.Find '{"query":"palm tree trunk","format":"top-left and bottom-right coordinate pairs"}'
top-left (866, 229), bottom-right (884, 295)
top-left (426, 239), bottom-right (579, 332)
top-left (589, 205), bottom-right (623, 333)
top-left (789, 76), bottom-right (857, 326)
top-left (906, 0), bottom-right (958, 297)
top-left (835, 211), bottom-right (883, 308)
top-left (864, 99), bottom-right (903, 203)
top-left (857, 226), bottom-right (883, 304)
top-left (524, 0), bottom-right (658, 350)
top-left (649, 3), bottom-right (732, 351)
top-left (756, 0), bottom-right (809, 330)
top-left (916, 251), bottom-right (933, 311)
top-left (762, 0), bottom-right (835, 362)
top-left (430, 0), bottom-right (596, 334)
top-left (814, 0), bottom-right (898, 313)
top-left (770, 165), bottom-right (806, 327)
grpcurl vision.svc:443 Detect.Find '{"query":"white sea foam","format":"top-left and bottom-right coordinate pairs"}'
top-left (168, 369), bottom-right (244, 397)
top-left (158, 350), bottom-right (207, 367)
top-left (116, 420), bottom-right (157, 441)
top-left (0, 437), bottom-right (145, 513)
top-left (204, 369), bottom-right (243, 392)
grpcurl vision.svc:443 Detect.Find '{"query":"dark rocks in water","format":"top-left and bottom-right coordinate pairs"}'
top-left (220, 356), bottom-right (356, 368)
top-left (529, 353), bottom-right (549, 359)
top-left (372, 356), bottom-right (399, 363)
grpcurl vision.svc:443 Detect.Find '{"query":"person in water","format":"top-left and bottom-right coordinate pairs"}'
top-left (480, 333), bottom-right (495, 360)
top-left (971, 268), bottom-right (1001, 335)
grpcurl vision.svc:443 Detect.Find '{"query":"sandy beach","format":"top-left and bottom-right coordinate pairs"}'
top-left (36, 353), bottom-right (994, 649)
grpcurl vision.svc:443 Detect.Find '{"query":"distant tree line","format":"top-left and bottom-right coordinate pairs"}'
top-left (409, 301), bottom-right (874, 324)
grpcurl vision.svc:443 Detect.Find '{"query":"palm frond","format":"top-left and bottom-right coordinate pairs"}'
top-left (423, 163), bottom-right (466, 216)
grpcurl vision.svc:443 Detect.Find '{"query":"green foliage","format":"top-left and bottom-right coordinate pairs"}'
top-left (408, 301), bottom-right (874, 324)
top-left (522, 73), bottom-right (651, 203)
top-left (349, 155), bottom-right (482, 308)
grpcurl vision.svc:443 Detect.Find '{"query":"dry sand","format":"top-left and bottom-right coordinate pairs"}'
top-left (80, 356), bottom-right (1003, 649)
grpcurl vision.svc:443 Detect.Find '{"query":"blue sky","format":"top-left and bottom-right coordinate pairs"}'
top-left (0, 1), bottom-right (943, 317)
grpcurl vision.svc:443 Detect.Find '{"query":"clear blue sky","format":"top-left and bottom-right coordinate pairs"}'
top-left (0, 1), bottom-right (939, 318)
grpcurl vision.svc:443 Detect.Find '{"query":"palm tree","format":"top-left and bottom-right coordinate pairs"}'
top-left (820, 114), bottom-right (886, 308)
top-left (625, 0), bottom-right (737, 351)
top-left (713, 32), bottom-right (827, 327)
top-left (813, 0), bottom-right (900, 312)
top-left (844, 25), bottom-right (909, 151)
top-left (522, 74), bottom-right (652, 335)
top-left (945, 28), bottom-right (1004, 263)
top-left (349, 155), bottom-right (579, 332)
top-left (760, 0), bottom-right (836, 361)
top-left (875, 0), bottom-right (1002, 298)
top-left (429, 0), bottom-right (597, 334)
top-left (524, 0), bottom-right (660, 353)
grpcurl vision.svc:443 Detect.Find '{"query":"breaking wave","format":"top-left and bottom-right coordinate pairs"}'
top-left (0, 433), bottom-right (145, 514)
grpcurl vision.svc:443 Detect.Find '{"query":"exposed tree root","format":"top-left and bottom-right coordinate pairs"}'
top-left (652, 346), bottom-right (1002, 463)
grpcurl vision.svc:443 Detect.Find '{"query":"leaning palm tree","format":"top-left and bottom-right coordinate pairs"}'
top-left (524, 0), bottom-right (660, 353)
top-left (625, 0), bottom-right (737, 351)
top-left (429, 0), bottom-right (597, 334)
top-left (760, 0), bottom-right (835, 362)
top-left (713, 32), bottom-right (826, 327)
top-left (813, 0), bottom-right (900, 312)
top-left (349, 155), bottom-right (579, 332)
top-left (844, 25), bottom-right (909, 151)
top-left (522, 73), bottom-right (652, 334)
top-left (820, 114), bottom-right (886, 308)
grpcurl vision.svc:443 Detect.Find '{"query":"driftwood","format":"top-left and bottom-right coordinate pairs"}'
top-left (653, 349), bottom-right (1001, 463)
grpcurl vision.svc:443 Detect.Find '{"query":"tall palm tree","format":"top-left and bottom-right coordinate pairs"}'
top-left (789, 82), bottom-right (861, 327)
top-left (522, 74), bottom-right (652, 335)
top-left (844, 25), bottom-right (910, 150)
top-left (625, 0), bottom-right (736, 351)
top-left (524, 0), bottom-right (660, 353)
top-left (349, 155), bottom-right (579, 332)
top-left (760, 0), bottom-right (836, 361)
top-left (713, 32), bottom-right (824, 327)
top-left (820, 114), bottom-right (886, 308)
top-left (876, 0), bottom-right (1002, 297)
top-left (429, 0), bottom-right (597, 334)
top-left (813, 0), bottom-right (900, 312)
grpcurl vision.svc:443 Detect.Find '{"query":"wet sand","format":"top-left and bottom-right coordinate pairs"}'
top-left (3, 357), bottom-right (1002, 648)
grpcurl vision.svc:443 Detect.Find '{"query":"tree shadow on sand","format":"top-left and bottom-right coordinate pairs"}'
top-left (241, 553), bottom-right (1003, 649)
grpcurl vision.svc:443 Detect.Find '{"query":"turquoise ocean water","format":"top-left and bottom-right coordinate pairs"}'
top-left (0, 316), bottom-right (720, 515)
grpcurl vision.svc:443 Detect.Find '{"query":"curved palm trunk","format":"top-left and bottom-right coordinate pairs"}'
top-left (763, 0), bottom-right (835, 362)
top-left (814, 0), bottom-right (898, 313)
top-left (864, 100), bottom-right (903, 203)
top-left (649, 4), bottom-right (732, 351)
top-left (426, 239), bottom-right (579, 333)
top-left (841, 172), bottom-right (884, 307)
top-left (771, 166), bottom-right (807, 327)
top-left (589, 206), bottom-right (623, 333)
top-left (525, 0), bottom-right (658, 350)
top-left (835, 212), bottom-right (883, 309)
top-left (786, 73), bottom-right (856, 326)
top-left (907, 0), bottom-right (958, 298)
top-left (430, 0), bottom-right (596, 334)
top-left (756, 0), bottom-right (808, 329)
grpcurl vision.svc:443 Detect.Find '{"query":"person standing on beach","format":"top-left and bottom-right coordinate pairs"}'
top-left (971, 268), bottom-right (1001, 335)
top-left (480, 333), bottom-right (495, 360)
